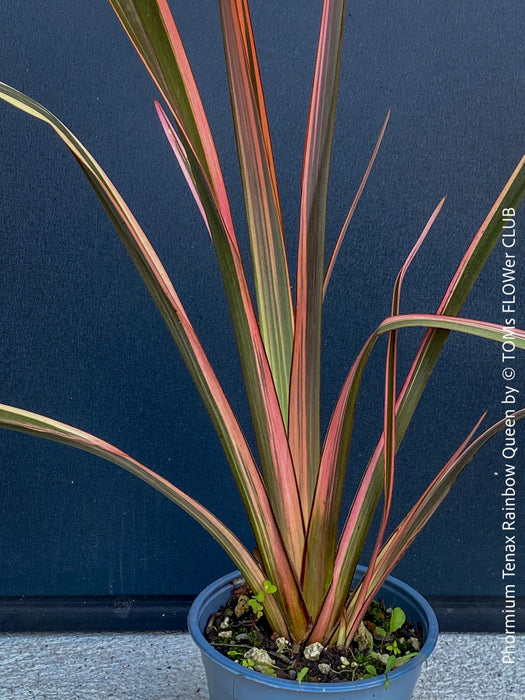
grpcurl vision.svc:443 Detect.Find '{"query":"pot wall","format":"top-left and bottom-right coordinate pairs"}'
top-left (188, 567), bottom-right (439, 699)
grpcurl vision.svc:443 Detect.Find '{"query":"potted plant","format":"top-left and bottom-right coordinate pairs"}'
top-left (0, 0), bottom-right (523, 697)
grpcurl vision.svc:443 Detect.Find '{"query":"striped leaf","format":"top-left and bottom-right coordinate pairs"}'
top-left (310, 156), bottom-right (525, 641)
top-left (347, 408), bottom-right (525, 629)
top-left (219, 0), bottom-right (294, 421)
top-left (0, 403), bottom-right (290, 636)
top-left (289, 0), bottom-right (346, 528)
top-left (303, 200), bottom-right (444, 619)
top-left (0, 82), bottom-right (308, 638)
top-left (108, 0), bottom-right (233, 229)
top-left (309, 312), bottom-right (525, 642)
top-left (340, 198), bottom-right (445, 642)
top-left (323, 111), bottom-right (391, 297)
top-left (108, 1), bottom-right (305, 578)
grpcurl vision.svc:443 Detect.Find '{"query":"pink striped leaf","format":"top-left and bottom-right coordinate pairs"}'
top-left (155, 101), bottom-right (211, 235)
top-left (155, 101), bottom-right (305, 582)
top-left (219, 0), bottom-right (294, 421)
top-left (111, 0), bottom-right (305, 579)
top-left (304, 200), bottom-right (444, 620)
top-left (289, 0), bottom-right (347, 529)
top-left (346, 408), bottom-right (525, 631)
top-left (0, 403), bottom-right (290, 636)
top-left (309, 312), bottom-right (525, 642)
top-left (310, 156), bottom-right (525, 641)
top-left (0, 82), bottom-right (309, 638)
top-left (340, 198), bottom-right (446, 641)
top-left (394, 154), bottom-right (525, 449)
top-left (108, 0), bottom-right (233, 231)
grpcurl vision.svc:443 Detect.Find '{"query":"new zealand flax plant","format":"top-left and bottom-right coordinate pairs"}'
top-left (0, 0), bottom-right (524, 648)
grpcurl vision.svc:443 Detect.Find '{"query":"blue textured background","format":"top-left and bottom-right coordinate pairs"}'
top-left (0, 0), bottom-right (523, 600)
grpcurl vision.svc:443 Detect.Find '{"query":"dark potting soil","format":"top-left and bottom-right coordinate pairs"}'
top-left (204, 581), bottom-right (423, 684)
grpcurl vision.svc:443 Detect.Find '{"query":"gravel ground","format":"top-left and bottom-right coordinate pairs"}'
top-left (0, 631), bottom-right (522, 699)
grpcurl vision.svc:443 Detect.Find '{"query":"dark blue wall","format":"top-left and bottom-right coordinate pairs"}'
top-left (0, 0), bottom-right (523, 599)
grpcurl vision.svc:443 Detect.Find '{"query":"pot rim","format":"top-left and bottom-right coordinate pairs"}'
top-left (188, 566), bottom-right (439, 693)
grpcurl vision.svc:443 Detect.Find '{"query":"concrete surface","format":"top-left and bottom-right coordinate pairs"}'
top-left (0, 632), bottom-right (522, 699)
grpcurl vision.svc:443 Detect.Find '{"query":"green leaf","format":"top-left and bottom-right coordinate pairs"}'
top-left (365, 664), bottom-right (377, 676)
top-left (297, 667), bottom-right (309, 684)
top-left (389, 607), bottom-right (406, 634)
top-left (374, 626), bottom-right (386, 637)
top-left (385, 655), bottom-right (397, 674)
top-left (260, 666), bottom-right (277, 677)
top-left (248, 598), bottom-right (264, 619)
top-left (393, 652), bottom-right (420, 669)
top-left (264, 581), bottom-right (277, 594)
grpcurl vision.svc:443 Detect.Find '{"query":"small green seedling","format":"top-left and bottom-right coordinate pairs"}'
top-left (248, 580), bottom-right (277, 621)
top-left (384, 651), bottom-right (421, 688)
top-left (297, 667), bottom-right (309, 684)
top-left (389, 607), bottom-right (406, 634)
top-left (386, 640), bottom-right (401, 656)
top-left (237, 655), bottom-right (277, 677)
top-left (364, 663), bottom-right (378, 678)
top-left (395, 652), bottom-right (420, 669)
top-left (385, 655), bottom-right (397, 674)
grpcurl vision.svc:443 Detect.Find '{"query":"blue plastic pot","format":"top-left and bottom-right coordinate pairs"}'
top-left (188, 566), bottom-right (438, 699)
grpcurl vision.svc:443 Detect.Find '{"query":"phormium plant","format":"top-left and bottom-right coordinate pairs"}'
top-left (0, 0), bottom-right (524, 650)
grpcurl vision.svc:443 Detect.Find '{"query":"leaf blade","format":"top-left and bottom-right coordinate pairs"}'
top-left (111, 0), bottom-right (305, 577)
top-left (155, 101), bottom-right (306, 581)
top-left (0, 403), bottom-right (290, 636)
top-left (108, 0), bottom-right (233, 229)
top-left (310, 156), bottom-right (525, 641)
top-left (310, 312), bottom-right (525, 641)
top-left (323, 111), bottom-right (390, 297)
top-left (0, 82), bottom-right (308, 637)
top-left (289, 0), bottom-right (346, 523)
top-left (219, 0), bottom-right (294, 420)
top-left (342, 199), bottom-right (445, 642)
top-left (350, 408), bottom-right (525, 621)
top-left (304, 200), bottom-right (443, 622)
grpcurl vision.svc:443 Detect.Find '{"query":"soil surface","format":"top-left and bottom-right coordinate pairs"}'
top-left (204, 581), bottom-right (423, 684)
